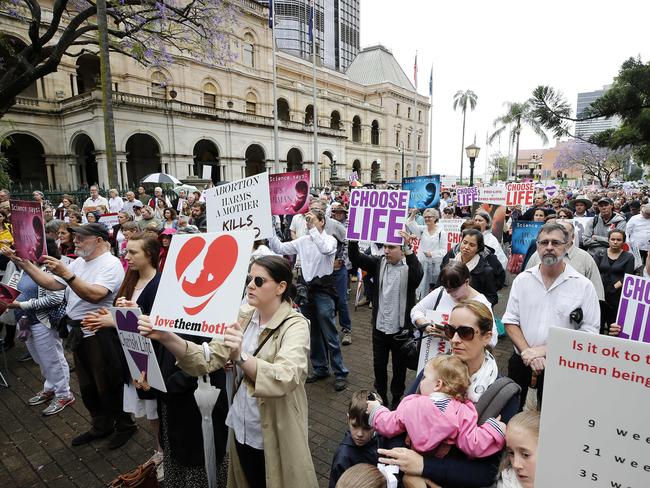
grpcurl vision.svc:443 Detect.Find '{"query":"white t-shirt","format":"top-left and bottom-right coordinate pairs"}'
top-left (82, 196), bottom-right (108, 211)
top-left (108, 197), bottom-right (124, 213)
top-left (58, 252), bottom-right (125, 320)
top-left (289, 214), bottom-right (308, 238)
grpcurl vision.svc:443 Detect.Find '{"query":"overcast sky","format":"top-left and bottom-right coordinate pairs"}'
top-left (360, 0), bottom-right (650, 178)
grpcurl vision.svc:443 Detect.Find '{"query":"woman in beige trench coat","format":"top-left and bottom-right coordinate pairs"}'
top-left (139, 255), bottom-right (318, 488)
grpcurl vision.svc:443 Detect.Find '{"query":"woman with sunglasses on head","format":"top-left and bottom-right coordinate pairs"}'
top-left (379, 299), bottom-right (519, 488)
top-left (138, 255), bottom-right (318, 488)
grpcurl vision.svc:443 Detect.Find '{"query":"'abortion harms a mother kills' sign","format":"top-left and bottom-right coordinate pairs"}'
top-left (536, 328), bottom-right (650, 488)
top-left (205, 173), bottom-right (272, 239)
top-left (616, 274), bottom-right (650, 344)
top-left (347, 189), bottom-right (409, 245)
top-left (150, 230), bottom-right (254, 339)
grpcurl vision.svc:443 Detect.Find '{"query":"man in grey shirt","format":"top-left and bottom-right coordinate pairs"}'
top-left (349, 231), bottom-right (423, 409)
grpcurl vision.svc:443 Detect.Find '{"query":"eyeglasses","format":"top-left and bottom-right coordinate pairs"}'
top-left (536, 239), bottom-right (566, 248)
top-left (247, 275), bottom-right (268, 287)
top-left (442, 324), bottom-right (477, 341)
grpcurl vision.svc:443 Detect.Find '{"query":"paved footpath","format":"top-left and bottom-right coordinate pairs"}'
top-left (0, 286), bottom-right (513, 487)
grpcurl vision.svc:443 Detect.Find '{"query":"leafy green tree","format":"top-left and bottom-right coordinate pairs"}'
top-left (488, 101), bottom-right (548, 180)
top-left (0, 0), bottom-right (235, 118)
top-left (488, 153), bottom-right (511, 182)
top-left (453, 89), bottom-right (478, 183)
top-left (529, 57), bottom-right (650, 163)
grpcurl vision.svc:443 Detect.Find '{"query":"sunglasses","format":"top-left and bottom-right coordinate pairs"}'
top-left (442, 324), bottom-right (478, 341)
top-left (246, 275), bottom-right (268, 287)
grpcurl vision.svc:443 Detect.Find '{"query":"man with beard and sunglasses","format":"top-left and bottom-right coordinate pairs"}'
top-left (503, 223), bottom-right (599, 411)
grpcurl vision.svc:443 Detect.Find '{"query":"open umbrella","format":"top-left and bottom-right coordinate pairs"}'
top-left (140, 173), bottom-right (182, 185)
top-left (173, 184), bottom-right (199, 195)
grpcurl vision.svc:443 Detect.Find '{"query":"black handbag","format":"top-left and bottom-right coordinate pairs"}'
top-left (396, 289), bottom-right (444, 371)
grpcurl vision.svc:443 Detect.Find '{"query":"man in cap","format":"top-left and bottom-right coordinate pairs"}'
top-left (625, 203), bottom-right (650, 263)
top-left (568, 195), bottom-right (594, 218)
top-left (6, 223), bottom-right (133, 448)
top-left (583, 197), bottom-right (627, 256)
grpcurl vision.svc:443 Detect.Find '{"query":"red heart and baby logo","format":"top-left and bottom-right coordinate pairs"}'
top-left (175, 235), bottom-right (239, 315)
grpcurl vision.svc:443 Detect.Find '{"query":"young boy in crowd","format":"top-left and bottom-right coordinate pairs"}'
top-left (329, 390), bottom-right (382, 488)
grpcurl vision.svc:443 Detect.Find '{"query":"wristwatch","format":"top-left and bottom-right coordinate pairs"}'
top-left (236, 352), bottom-right (251, 366)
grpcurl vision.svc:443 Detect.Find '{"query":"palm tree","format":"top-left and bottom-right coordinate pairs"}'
top-left (453, 89), bottom-right (478, 183)
top-left (489, 101), bottom-right (548, 181)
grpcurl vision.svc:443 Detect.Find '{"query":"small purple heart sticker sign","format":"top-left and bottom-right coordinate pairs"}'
top-left (545, 185), bottom-right (557, 197)
top-left (116, 310), bottom-right (148, 374)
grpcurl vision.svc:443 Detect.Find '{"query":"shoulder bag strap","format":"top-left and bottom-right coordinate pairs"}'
top-left (433, 288), bottom-right (444, 310)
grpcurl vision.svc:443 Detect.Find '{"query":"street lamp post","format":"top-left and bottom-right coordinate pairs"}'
top-left (400, 141), bottom-right (405, 183)
top-left (465, 143), bottom-right (481, 186)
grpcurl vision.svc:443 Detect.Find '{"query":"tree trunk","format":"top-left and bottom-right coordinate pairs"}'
top-left (97, 0), bottom-right (118, 188)
top-left (513, 127), bottom-right (521, 181)
top-left (460, 109), bottom-right (466, 183)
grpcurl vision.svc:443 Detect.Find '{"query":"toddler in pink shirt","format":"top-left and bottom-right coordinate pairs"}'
top-left (367, 355), bottom-right (506, 458)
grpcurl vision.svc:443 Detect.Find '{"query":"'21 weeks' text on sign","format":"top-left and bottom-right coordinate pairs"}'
top-left (347, 189), bottom-right (409, 245)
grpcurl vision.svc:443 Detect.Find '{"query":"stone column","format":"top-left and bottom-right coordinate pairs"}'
top-left (94, 151), bottom-right (110, 188)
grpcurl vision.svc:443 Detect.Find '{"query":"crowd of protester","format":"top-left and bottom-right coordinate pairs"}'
top-left (0, 181), bottom-right (648, 488)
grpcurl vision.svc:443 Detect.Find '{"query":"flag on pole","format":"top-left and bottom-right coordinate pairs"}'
top-left (268, 0), bottom-right (273, 28)
top-left (308, 1), bottom-right (314, 42)
top-left (428, 66), bottom-right (433, 97)
top-left (413, 52), bottom-right (418, 89)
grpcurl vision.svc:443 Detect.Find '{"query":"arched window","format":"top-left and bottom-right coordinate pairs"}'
top-left (417, 135), bottom-right (422, 151)
top-left (406, 164), bottom-right (412, 176)
top-left (394, 163), bottom-right (400, 180)
top-left (371, 120), bottom-right (379, 146)
top-left (151, 71), bottom-right (167, 99)
top-left (416, 165), bottom-right (422, 176)
top-left (203, 82), bottom-right (218, 108)
top-left (277, 98), bottom-right (290, 122)
top-left (243, 33), bottom-right (255, 67)
top-left (305, 105), bottom-right (314, 125)
top-left (352, 116), bottom-right (361, 142)
top-left (353, 159), bottom-right (361, 174)
top-left (330, 110), bottom-right (341, 130)
top-left (245, 92), bottom-right (257, 115)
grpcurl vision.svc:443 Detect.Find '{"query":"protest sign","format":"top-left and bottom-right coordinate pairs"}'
top-left (111, 307), bottom-right (166, 392)
top-left (440, 175), bottom-right (458, 188)
top-left (506, 182), bottom-right (535, 206)
top-left (349, 171), bottom-right (359, 183)
top-left (536, 327), bottom-right (650, 488)
top-left (417, 310), bottom-right (450, 374)
top-left (544, 183), bottom-right (558, 197)
top-left (573, 216), bottom-right (592, 246)
top-left (98, 213), bottom-right (119, 235)
top-left (10, 200), bottom-right (46, 261)
top-left (150, 230), bottom-right (254, 339)
top-left (511, 221), bottom-right (543, 255)
top-left (456, 186), bottom-right (478, 207)
top-left (615, 274), bottom-right (650, 343)
top-left (471, 202), bottom-right (506, 243)
top-left (269, 170), bottom-right (311, 215)
top-left (347, 189), bottom-right (409, 245)
top-left (477, 186), bottom-right (507, 205)
top-left (402, 175), bottom-right (441, 209)
top-left (204, 173), bottom-right (273, 239)
top-left (440, 219), bottom-right (464, 252)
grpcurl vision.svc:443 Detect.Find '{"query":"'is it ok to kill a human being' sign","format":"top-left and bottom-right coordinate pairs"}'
top-left (536, 328), bottom-right (650, 488)
top-left (346, 189), bottom-right (409, 245)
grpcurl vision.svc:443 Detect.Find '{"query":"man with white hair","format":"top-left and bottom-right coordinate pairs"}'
top-left (625, 203), bottom-right (650, 263)
top-left (121, 191), bottom-right (138, 216)
top-left (525, 218), bottom-right (605, 300)
top-left (147, 186), bottom-right (168, 209)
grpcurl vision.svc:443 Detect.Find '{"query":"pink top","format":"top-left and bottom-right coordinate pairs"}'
top-left (370, 393), bottom-right (505, 457)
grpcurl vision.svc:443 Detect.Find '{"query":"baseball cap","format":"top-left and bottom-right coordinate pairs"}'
top-left (598, 197), bottom-right (614, 205)
top-left (70, 223), bottom-right (109, 241)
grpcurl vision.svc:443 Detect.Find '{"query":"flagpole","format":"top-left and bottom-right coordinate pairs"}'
top-left (311, 0), bottom-right (319, 188)
top-left (412, 51), bottom-right (417, 172)
top-left (270, 0), bottom-right (280, 173)
top-left (428, 65), bottom-right (433, 175)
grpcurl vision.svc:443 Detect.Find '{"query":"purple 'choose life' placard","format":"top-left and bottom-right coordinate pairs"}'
top-left (616, 274), bottom-right (650, 344)
top-left (346, 189), bottom-right (409, 245)
top-left (456, 187), bottom-right (478, 207)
